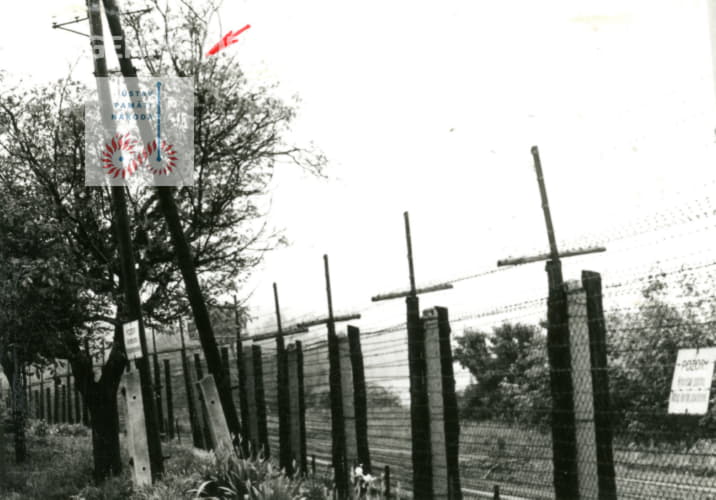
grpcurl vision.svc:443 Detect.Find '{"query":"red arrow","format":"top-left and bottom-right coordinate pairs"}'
top-left (206, 24), bottom-right (251, 57)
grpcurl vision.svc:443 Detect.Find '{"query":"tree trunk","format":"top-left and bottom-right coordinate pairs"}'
top-left (87, 381), bottom-right (122, 481)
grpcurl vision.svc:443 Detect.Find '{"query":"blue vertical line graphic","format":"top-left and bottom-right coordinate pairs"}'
top-left (156, 81), bottom-right (162, 161)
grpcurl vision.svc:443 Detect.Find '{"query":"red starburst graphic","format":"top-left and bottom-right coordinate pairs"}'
top-left (101, 133), bottom-right (139, 179)
top-left (135, 139), bottom-right (179, 175)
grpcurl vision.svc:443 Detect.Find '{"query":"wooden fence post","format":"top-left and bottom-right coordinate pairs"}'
top-left (338, 333), bottom-right (358, 473)
top-left (406, 295), bottom-right (432, 497)
top-left (34, 390), bottom-right (40, 420)
top-left (122, 370), bottom-right (152, 486)
top-left (583, 271), bottom-right (617, 500)
top-left (66, 371), bottom-right (72, 424)
top-left (424, 309), bottom-right (448, 499)
top-left (164, 359), bottom-right (174, 439)
top-left (152, 349), bottom-right (164, 436)
top-left (198, 374), bottom-right (233, 454)
top-left (60, 385), bottom-right (66, 423)
top-left (243, 346), bottom-right (260, 454)
top-left (546, 261), bottom-right (579, 499)
top-left (437, 307), bottom-right (462, 500)
top-left (347, 325), bottom-right (371, 473)
top-left (181, 343), bottom-right (203, 448)
top-left (253, 345), bottom-right (270, 458)
top-left (45, 387), bottom-right (51, 424)
top-left (39, 373), bottom-right (45, 420)
top-left (194, 354), bottom-right (213, 449)
top-left (53, 377), bottom-right (60, 424)
top-left (236, 338), bottom-right (250, 458)
top-left (287, 341), bottom-right (308, 475)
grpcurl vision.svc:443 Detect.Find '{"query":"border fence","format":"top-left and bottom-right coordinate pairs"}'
top-left (10, 183), bottom-right (716, 499)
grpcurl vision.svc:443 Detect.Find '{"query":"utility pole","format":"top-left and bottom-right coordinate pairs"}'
top-left (85, 0), bottom-right (163, 477)
top-left (100, 0), bottom-right (241, 438)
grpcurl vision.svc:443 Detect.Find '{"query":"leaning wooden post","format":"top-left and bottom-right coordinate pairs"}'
top-left (287, 341), bottom-right (308, 475)
top-left (122, 370), bottom-right (152, 486)
top-left (164, 359), bottom-right (175, 439)
top-left (347, 325), bottom-right (371, 473)
top-left (253, 345), bottom-right (270, 458)
top-left (582, 271), bottom-right (617, 499)
top-left (180, 321), bottom-right (204, 449)
top-left (198, 375), bottom-right (233, 454)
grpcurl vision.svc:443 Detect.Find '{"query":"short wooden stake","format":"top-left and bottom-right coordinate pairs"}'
top-left (122, 370), bottom-right (152, 486)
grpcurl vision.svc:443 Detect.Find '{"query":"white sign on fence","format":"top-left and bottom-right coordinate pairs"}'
top-left (123, 320), bottom-right (142, 360)
top-left (668, 348), bottom-right (716, 415)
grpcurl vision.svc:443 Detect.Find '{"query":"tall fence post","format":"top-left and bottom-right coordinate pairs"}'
top-left (287, 341), bottom-right (308, 475)
top-left (347, 325), bottom-right (371, 473)
top-left (164, 359), bottom-right (174, 439)
top-left (338, 333), bottom-right (358, 473)
top-left (583, 271), bottom-right (617, 499)
top-left (406, 295), bottom-right (432, 497)
top-left (253, 345), bottom-right (270, 458)
top-left (545, 261), bottom-right (579, 499)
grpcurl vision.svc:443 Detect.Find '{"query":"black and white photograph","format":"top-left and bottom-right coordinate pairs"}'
top-left (2, 1), bottom-right (716, 498)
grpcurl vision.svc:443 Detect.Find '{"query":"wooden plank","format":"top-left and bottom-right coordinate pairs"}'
top-left (122, 370), bottom-right (152, 486)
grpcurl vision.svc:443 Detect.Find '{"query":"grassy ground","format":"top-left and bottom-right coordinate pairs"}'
top-left (0, 422), bottom-right (213, 500)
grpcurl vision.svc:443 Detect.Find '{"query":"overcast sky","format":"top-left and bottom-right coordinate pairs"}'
top-left (3, 1), bottom-right (716, 342)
